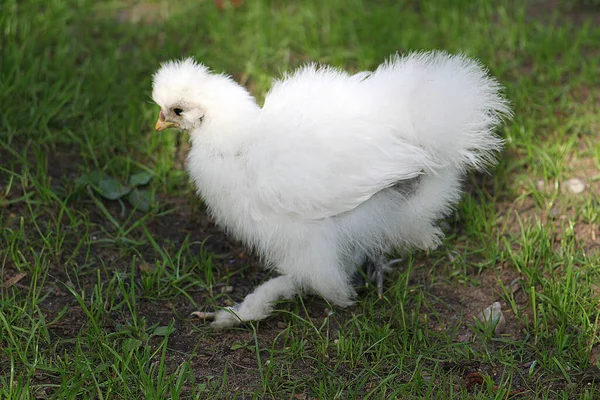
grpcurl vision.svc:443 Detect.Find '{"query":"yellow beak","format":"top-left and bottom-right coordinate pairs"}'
top-left (155, 111), bottom-right (176, 131)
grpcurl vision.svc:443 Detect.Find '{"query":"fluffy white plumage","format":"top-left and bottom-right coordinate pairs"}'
top-left (152, 51), bottom-right (511, 328)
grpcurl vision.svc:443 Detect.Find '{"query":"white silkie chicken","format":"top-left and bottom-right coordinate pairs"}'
top-left (152, 51), bottom-right (511, 328)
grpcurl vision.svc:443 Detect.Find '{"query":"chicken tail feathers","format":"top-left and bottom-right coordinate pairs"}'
top-left (374, 51), bottom-right (512, 172)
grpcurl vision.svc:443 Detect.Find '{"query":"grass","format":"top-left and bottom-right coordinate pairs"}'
top-left (1, 0), bottom-right (600, 398)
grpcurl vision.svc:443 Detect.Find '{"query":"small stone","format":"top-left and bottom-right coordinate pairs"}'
top-left (521, 361), bottom-right (534, 368)
top-left (421, 371), bottom-right (432, 381)
top-left (564, 178), bottom-right (585, 194)
top-left (475, 301), bottom-right (506, 336)
top-left (220, 286), bottom-right (233, 293)
top-left (276, 321), bottom-right (287, 329)
top-left (456, 332), bottom-right (473, 342)
top-left (536, 179), bottom-right (545, 189)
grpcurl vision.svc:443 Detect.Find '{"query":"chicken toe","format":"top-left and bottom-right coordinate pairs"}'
top-left (359, 256), bottom-right (404, 299)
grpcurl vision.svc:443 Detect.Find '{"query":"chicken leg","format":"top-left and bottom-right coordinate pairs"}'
top-left (359, 256), bottom-right (403, 299)
top-left (200, 275), bottom-right (298, 329)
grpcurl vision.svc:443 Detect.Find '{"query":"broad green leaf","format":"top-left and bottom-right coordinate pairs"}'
top-left (96, 177), bottom-right (132, 200)
top-left (123, 338), bottom-right (143, 352)
top-left (153, 326), bottom-right (174, 336)
top-left (127, 188), bottom-right (155, 212)
top-left (75, 170), bottom-right (106, 187)
top-left (128, 171), bottom-right (153, 187)
top-left (230, 341), bottom-right (252, 351)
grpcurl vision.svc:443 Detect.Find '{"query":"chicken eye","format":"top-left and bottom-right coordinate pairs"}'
top-left (173, 108), bottom-right (184, 116)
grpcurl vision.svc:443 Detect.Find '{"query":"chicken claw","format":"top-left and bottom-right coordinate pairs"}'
top-left (361, 256), bottom-right (404, 299)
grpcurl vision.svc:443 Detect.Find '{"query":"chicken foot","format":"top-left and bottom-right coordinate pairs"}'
top-left (199, 275), bottom-right (298, 329)
top-left (359, 256), bottom-right (404, 300)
